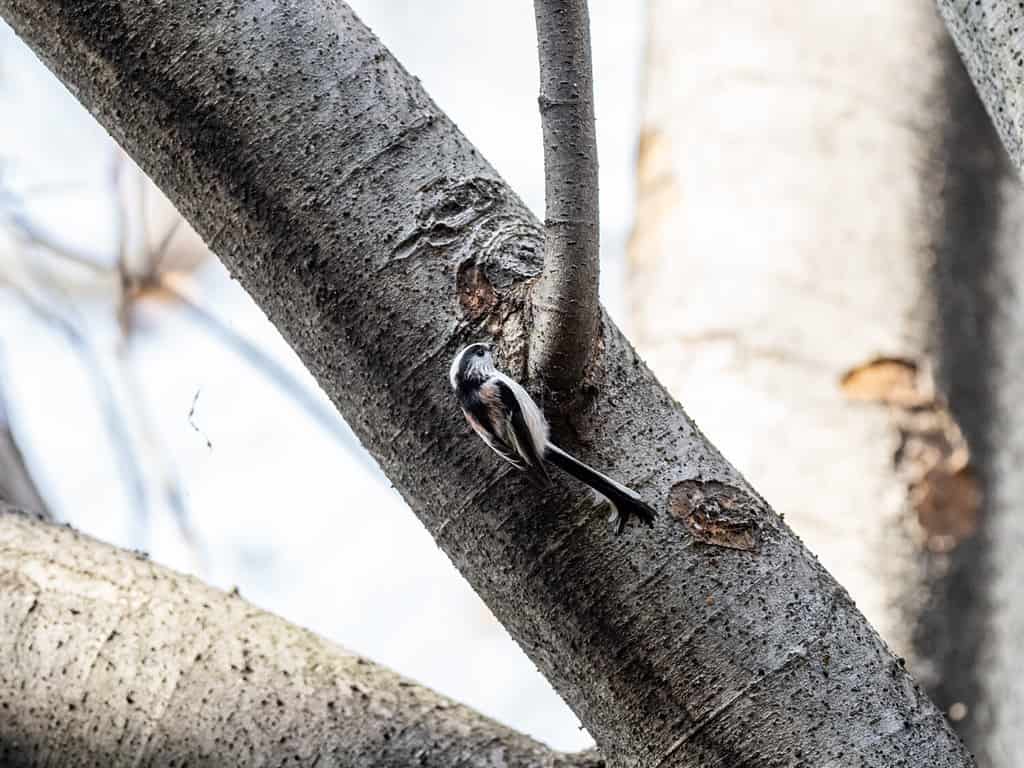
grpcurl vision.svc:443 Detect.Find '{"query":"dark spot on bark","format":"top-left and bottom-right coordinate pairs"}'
top-left (456, 262), bottom-right (498, 320)
top-left (669, 480), bottom-right (761, 551)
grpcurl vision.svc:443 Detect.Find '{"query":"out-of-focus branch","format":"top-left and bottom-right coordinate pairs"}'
top-left (1, 276), bottom-right (150, 520)
top-left (937, 0), bottom-right (1024, 173)
top-left (164, 283), bottom-right (378, 475)
top-left (2, 200), bottom-right (376, 474)
top-left (0, 357), bottom-right (48, 516)
top-left (529, 0), bottom-right (601, 393)
top-left (0, 504), bottom-right (602, 767)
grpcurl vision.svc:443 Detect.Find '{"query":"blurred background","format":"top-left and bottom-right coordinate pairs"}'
top-left (0, 1), bottom-right (1021, 764)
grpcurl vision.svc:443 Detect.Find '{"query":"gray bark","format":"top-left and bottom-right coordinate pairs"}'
top-left (0, 0), bottom-right (974, 765)
top-left (925, 46), bottom-right (1024, 767)
top-left (0, 504), bottom-right (602, 767)
top-left (937, 0), bottom-right (1024, 174)
top-left (529, 0), bottom-right (601, 393)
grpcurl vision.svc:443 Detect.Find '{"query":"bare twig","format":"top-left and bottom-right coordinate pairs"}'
top-left (5, 209), bottom-right (108, 273)
top-left (529, 0), bottom-right (601, 393)
top-left (1, 277), bottom-right (150, 525)
top-left (150, 215), bottom-right (184, 274)
top-left (188, 389), bottom-right (212, 450)
top-left (0, 348), bottom-right (49, 516)
top-left (116, 332), bottom-right (204, 566)
top-left (165, 283), bottom-right (378, 475)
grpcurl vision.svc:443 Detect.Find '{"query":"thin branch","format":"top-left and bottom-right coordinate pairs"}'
top-left (529, 0), bottom-right (601, 393)
top-left (188, 389), bottom-right (212, 449)
top-left (1, 277), bottom-right (150, 527)
top-left (163, 283), bottom-right (380, 476)
top-left (0, 349), bottom-right (49, 516)
top-left (115, 330), bottom-right (205, 570)
top-left (4, 209), bottom-right (109, 273)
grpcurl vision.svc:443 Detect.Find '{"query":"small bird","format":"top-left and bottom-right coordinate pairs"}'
top-left (450, 342), bottom-right (656, 533)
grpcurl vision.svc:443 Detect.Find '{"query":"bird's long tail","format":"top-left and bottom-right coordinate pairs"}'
top-left (544, 442), bottom-right (656, 533)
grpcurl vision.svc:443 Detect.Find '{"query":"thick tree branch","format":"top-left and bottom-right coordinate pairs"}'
top-left (937, 0), bottom-right (1024, 173)
top-left (0, 1), bottom-right (973, 764)
top-left (0, 504), bottom-right (601, 767)
top-left (529, 0), bottom-right (601, 392)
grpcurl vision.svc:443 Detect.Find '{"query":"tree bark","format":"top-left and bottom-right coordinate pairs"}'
top-left (0, 503), bottom-right (602, 767)
top-left (529, 0), bottom-right (601, 392)
top-left (629, 1), bottom-right (1024, 762)
top-left (928, 44), bottom-right (1024, 767)
top-left (937, 0), bottom-right (1024, 174)
top-left (0, 1), bottom-right (974, 764)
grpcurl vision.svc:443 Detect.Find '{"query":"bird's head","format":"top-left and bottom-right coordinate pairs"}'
top-left (449, 342), bottom-right (495, 390)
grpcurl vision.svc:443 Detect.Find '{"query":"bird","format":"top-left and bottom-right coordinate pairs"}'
top-left (449, 342), bottom-right (656, 533)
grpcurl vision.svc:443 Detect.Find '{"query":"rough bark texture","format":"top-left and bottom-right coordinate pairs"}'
top-left (0, 1), bottom-right (974, 764)
top-left (0, 504), bottom-right (602, 767)
top-left (629, 2), bottom-right (1024, 762)
top-left (938, 0), bottom-right (1024, 174)
top-left (530, 0), bottom-right (601, 392)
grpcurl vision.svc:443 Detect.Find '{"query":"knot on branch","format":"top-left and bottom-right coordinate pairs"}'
top-left (669, 480), bottom-right (765, 552)
top-left (417, 176), bottom-right (503, 245)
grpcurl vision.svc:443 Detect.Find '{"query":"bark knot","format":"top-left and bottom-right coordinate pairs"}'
top-left (669, 480), bottom-right (762, 552)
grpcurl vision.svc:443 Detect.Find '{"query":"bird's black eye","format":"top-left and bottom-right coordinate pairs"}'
top-left (476, 348), bottom-right (485, 357)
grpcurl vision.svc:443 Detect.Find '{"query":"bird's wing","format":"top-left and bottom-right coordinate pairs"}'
top-left (465, 385), bottom-right (527, 470)
top-left (493, 378), bottom-right (550, 482)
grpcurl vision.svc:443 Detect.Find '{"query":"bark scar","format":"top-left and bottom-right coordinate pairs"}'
top-left (392, 176), bottom-right (504, 264)
top-left (669, 480), bottom-right (762, 552)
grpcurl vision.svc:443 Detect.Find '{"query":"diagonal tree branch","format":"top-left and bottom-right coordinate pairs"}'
top-left (529, 0), bottom-right (601, 393)
top-left (0, 1), bottom-right (974, 764)
top-left (937, 0), bottom-right (1024, 173)
top-left (0, 503), bottom-right (603, 767)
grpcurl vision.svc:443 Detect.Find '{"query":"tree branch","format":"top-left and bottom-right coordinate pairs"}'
top-left (0, 504), bottom-right (601, 767)
top-left (530, 0), bottom-right (601, 392)
top-left (937, 0), bottom-right (1024, 173)
top-left (0, 1), bottom-right (973, 764)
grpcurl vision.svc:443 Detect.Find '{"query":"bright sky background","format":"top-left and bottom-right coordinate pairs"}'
top-left (0, 1), bottom-right (644, 751)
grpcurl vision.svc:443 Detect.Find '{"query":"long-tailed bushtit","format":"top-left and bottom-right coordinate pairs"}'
top-left (450, 342), bottom-right (656, 533)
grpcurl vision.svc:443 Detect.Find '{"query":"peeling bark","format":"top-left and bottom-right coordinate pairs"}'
top-left (0, 1), bottom-right (974, 764)
top-left (0, 504), bottom-right (603, 767)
